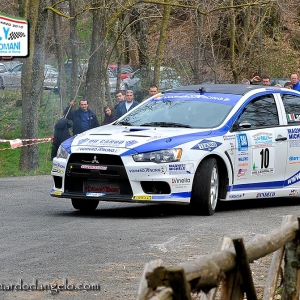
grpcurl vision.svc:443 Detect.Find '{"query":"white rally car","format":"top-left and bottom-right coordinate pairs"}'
top-left (50, 84), bottom-right (300, 215)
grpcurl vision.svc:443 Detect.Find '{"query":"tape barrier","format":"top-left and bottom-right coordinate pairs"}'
top-left (0, 137), bottom-right (54, 151)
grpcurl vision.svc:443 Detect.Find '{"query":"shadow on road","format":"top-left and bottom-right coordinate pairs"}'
top-left (53, 197), bottom-right (300, 219)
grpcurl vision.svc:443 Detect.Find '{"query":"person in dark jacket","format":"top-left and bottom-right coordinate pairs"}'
top-left (63, 99), bottom-right (99, 135)
top-left (51, 118), bottom-right (72, 159)
top-left (115, 90), bottom-right (139, 119)
top-left (102, 105), bottom-right (116, 125)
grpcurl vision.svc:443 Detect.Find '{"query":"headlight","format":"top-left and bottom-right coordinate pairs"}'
top-left (133, 149), bottom-right (182, 163)
top-left (56, 145), bottom-right (69, 159)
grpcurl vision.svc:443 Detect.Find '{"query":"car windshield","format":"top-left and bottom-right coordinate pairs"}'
top-left (115, 93), bottom-right (235, 128)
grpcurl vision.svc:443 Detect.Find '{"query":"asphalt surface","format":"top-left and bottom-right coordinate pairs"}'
top-left (0, 175), bottom-right (299, 299)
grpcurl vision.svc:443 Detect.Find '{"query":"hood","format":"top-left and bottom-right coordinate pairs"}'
top-left (70, 125), bottom-right (213, 154)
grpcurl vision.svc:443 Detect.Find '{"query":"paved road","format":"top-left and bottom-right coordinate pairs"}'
top-left (0, 175), bottom-right (299, 299)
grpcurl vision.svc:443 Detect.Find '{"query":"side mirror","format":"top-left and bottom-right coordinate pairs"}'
top-left (239, 121), bottom-right (251, 129)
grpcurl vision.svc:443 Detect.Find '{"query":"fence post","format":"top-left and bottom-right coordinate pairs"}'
top-left (282, 217), bottom-right (300, 300)
top-left (263, 215), bottom-right (294, 300)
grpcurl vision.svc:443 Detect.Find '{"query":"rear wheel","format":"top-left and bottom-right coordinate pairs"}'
top-left (71, 199), bottom-right (99, 212)
top-left (190, 158), bottom-right (219, 215)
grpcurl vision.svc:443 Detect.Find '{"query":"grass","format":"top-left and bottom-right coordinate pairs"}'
top-left (0, 89), bottom-right (62, 177)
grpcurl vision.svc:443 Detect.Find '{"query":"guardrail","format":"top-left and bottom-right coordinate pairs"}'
top-left (137, 215), bottom-right (300, 300)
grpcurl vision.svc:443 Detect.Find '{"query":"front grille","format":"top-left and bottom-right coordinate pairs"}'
top-left (64, 153), bottom-right (133, 195)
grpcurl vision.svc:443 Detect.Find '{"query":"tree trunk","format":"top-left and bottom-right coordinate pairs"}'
top-left (52, 0), bottom-right (67, 111)
top-left (131, 5), bottom-right (150, 100)
top-left (85, 0), bottom-right (107, 116)
top-left (153, 0), bottom-right (171, 88)
top-left (19, 0), bottom-right (49, 171)
top-left (69, 0), bottom-right (79, 101)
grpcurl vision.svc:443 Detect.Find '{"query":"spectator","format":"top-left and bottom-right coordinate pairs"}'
top-left (284, 81), bottom-right (293, 89)
top-left (102, 105), bottom-right (116, 125)
top-left (115, 90), bottom-right (139, 119)
top-left (63, 99), bottom-right (99, 135)
top-left (241, 75), bottom-right (261, 85)
top-left (114, 90), bottom-right (126, 110)
top-left (149, 84), bottom-right (159, 96)
top-left (261, 75), bottom-right (271, 86)
top-left (290, 73), bottom-right (300, 91)
top-left (241, 78), bottom-right (250, 85)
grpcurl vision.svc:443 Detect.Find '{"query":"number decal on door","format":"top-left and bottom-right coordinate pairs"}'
top-left (252, 147), bottom-right (275, 175)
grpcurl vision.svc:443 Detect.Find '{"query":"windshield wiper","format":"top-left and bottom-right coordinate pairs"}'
top-left (115, 121), bottom-right (132, 126)
top-left (140, 122), bottom-right (191, 128)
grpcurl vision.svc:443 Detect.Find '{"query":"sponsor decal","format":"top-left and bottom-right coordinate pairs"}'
top-left (51, 167), bottom-right (64, 174)
top-left (237, 169), bottom-right (247, 177)
top-left (237, 134), bottom-right (248, 151)
top-left (252, 132), bottom-right (273, 145)
top-left (288, 128), bottom-right (300, 147)
top-left (129, 167), bottom-right (165, 173)
top-left (223, 134), bottom-right (236, 141)
top-left (289, 190), bottom-right (299, 196)
top-left (286, 171), bottom-right (300, 186)
top-left (53, 162), bottom-right (65, 169)
top-left (287, 114), bottom-right (300, 122)
top-left (289, 156), bottom-right (300, 164)
top-left (77, 138), bottom-right (125, 146)
top-left (171, 178), bottom-right (191, 184)
top-left (191, 139), bottom-right (222, 152)
top-left (229, 194), bottom-right (244, 199)
top-left (238, 157), bottom-right (248, 162)
top-left (86, 192), bottom-right (105, 197)
top-left (125, 140), bottom-right (138, 147)
top-left (252, 168), bottom-right (274, 175)
top-left (84, 185), bottom-right (120, 194)
top-left (81, 165), bottom-right (107, 170)
top-left (168, 163), bottom-right (194, 174)
top-left (256, 192), bottom-right (276, 198)
top-left (52, 190), bottom-right (62, 195)
top-left (238, 163), bottom-right (248, 167)
top-left (77, 147), bottom-right (118, 153)
top-left (133, 195), bottom-right (152, 200)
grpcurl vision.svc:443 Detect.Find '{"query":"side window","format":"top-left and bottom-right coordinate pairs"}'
top-left (238, 95), bottom-right (279, 129)
top-left (282, 94), bottom-right (300, 124)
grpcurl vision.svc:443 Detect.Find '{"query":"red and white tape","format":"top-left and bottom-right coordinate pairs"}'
top-left (0, 137), bottom-right (54, 151)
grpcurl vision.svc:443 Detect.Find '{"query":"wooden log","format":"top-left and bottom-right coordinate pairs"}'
top-left (165, 266), bottom-right (191, 300)
top-left (220, 268), bottom-right (244, 300)
top-left (147, 217), bottom-right (298, 291)
top-left (181, 218), bottom-right (298, 283)
top-left (200, 236), bottom-right (232, 300)
top-left (233, 238), bottom-right (257, 300)
top-left (137, 259), bottom-right (164, 300)
top-left (263, 215), bottom-right (294, 300)
top-left (148, 287), bottom-right (173, 300)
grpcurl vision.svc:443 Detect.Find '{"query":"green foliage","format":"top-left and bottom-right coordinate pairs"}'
top-left (0, 90), bottom-right (62, 177)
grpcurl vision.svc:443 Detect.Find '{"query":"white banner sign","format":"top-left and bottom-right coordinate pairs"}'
top-left (0, 14), bottom-right (28, 57)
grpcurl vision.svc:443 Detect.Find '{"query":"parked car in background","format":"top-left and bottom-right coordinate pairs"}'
top-left (123, 66), bottom-right (182, 101)
top-left (108, 67), bottom-right (125, 94)
top-left (0, 60), bottom-right (22, 74)
top-left (0, 63), bottom-right (59, 90)
top-left (271, 78), bottom-right (290, 87)
top-left (108, 64), bottom-right (134, 80)
top-left (50, 84), bottom-right (300, 215)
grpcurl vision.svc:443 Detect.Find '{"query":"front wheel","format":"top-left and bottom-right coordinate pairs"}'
top-left (190, 158), bottom-right (219, 216)
top-left (71, 199), bottom-right (99, 212)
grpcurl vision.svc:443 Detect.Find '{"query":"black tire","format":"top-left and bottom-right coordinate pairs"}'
top-left (71, 199), bottom-right (99, 212)
top-left (190, 158), bottom-right (219, 216)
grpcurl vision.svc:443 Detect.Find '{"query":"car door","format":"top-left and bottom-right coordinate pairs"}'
top-left (281, 93), bottom-right (300, 188)
top-left (231, 94), bottom-right (288, 191)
